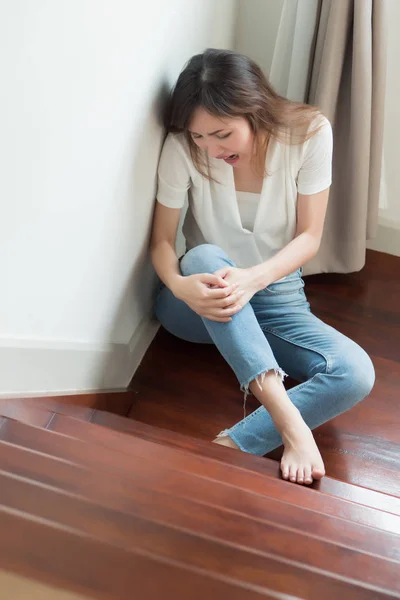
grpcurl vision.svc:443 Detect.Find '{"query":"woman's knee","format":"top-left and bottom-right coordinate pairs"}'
top-left (332, 342), bottom-right (375, 402)
top-left (154, 284), bottom-right (212, 344)
top-left (180, 244), bottom-right (235, 276)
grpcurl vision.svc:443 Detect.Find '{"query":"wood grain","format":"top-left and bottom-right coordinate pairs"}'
top-left (0, 437), bottom-right (399, 598)
top-left (128, 250), bottom-right (400, 496)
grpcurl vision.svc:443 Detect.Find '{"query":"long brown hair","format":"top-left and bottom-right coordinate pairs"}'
top-left (164, 48), bottom-right (325, 181)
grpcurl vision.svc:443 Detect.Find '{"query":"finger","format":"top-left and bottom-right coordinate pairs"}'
top-left (213, 267), bottom-right (231, 279)
top-left (217, 291), bottom-right (245, 308)
top-left (216, 304), bottom-right (242, 317)
top-left (207, 284), bottom-right (240, 299)
top-left (201, 274), bottom-right (230, 287)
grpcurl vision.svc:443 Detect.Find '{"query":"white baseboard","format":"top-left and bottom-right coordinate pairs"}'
top-left (367, 222), bottom-right (400, 257)
top-left (0, 316), bottom-right (160, 398)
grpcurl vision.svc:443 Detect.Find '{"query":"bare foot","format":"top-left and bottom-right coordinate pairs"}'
top-left (212, 419), bottom-right (324, 486)
top-left (213, 435), bottom-right (240, 450)
top-left (280, 419), bottom-right (325, 485)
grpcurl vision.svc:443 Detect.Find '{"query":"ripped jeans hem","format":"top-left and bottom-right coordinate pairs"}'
top-left (216, 366), bottom-right (288, 438)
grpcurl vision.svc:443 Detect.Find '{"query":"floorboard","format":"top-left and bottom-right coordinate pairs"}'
top-left (129, 250), bottom-right (400, 494)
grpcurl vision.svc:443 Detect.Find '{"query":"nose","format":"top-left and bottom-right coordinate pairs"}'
top-left (194, 138), bottom-right (226, 159)
top-left (207, 145), bottom-right (226, 159)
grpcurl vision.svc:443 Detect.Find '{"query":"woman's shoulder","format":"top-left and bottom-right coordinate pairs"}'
top-left (283, 112), bottom-right (332, 158)
top-left (158, 130), bottom-right (196, 176)
top-left (162, 131), bottom-right (191, 158)
top-left (308, 113), bottom-right (332, 137)
top-left (305, 113), bottom-right (333, 154)
top-left (159, 131), bottom-right (207, 183)
top-left (289, 112), bottom-right (332, 141)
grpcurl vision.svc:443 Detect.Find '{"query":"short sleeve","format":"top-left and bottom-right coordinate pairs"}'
top-left (156, 133), bottom-right (191, 209)
top-left (296, 117), bottom-right (333, 195)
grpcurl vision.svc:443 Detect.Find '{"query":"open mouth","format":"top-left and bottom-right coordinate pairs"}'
top-left (224, 154), bottom-right (239, 161)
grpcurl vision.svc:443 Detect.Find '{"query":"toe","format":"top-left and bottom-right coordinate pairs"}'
top-left (312, 465), bottom-right (326, 480)
top-left (297, 468), bottom-right (305, 485)
top-left (304, 465), bottom-right (313, 485)
top-left (289, 466), bottom-right (298, 483)
top-left (281, 461), bottom-right (290, 480)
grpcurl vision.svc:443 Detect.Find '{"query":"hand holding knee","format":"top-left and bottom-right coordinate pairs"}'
top-left (174, 273), bottom-right (244, 322)
top-left (213, 266), bottom-right (260, 309)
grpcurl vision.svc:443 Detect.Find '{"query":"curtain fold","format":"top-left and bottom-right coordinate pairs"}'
top-left (267, 0), bottom-right (388, 274)
top-left (304, 0), bottom-right (388, 274)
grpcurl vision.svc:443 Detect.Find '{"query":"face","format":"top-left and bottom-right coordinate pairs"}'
top-left (188, 106), bottom-right (255, 168)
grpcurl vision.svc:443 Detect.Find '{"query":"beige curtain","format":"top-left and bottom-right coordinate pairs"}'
top-left (303, 0), bottom-right (388, 275)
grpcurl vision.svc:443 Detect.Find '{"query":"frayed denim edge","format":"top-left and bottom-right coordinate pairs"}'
top-left (216, 366), bottom-right (287, 439)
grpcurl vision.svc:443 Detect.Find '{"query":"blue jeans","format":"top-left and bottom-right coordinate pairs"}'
top-left (154, 244), bottom-right (375, 456)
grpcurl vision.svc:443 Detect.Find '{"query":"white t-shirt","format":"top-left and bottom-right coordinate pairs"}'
top-left (236, 190), bottom-right (260, 232)
top-left (156, 116), bottom-right (333, 269)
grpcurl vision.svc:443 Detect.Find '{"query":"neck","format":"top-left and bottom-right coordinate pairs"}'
top-left (237, 134), bottom-right (269, 173)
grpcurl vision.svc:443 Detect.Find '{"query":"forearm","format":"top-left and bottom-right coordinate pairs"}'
top-left (250, 232), bottom-right (320, 291)
top-left (150, 240), bottom-right (183, 296)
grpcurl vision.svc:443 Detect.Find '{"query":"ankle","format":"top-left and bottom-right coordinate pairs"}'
top-left (273, 405), bottom-right (304, 435)
top-left (280, 417), bottom-right (312, 444)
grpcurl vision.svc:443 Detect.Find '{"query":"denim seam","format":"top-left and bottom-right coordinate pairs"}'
top-left (261, 289), bottom-right (302, 297)
top-left (220, 326), bottom-right (338, 442)
top-left (227, 431), bottom-right (250, 453)
top-left (226, 370), bottom-right (329, 438)
top-left (261, 270), bottom-right (304, 296)
top-left (224, 431), bottom-right (249, 453)
top-left (286, 372), bottom-right (326, 399)
top-left (227, 405), bottom-right (266, 433)
top-left (260, 325), bottom-right (332, 375)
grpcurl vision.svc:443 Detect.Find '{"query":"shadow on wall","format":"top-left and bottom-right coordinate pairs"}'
top-left (94, 80), bottom-right (172, 389)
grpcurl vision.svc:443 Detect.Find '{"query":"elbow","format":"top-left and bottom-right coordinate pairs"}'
top-left (295, 229), bottom-right (322, 258)
top-left (149, 235), bottom-right (160, 263)
top-left (149, 230), bottom-right (162, 254)
top-left (150, 237), bottom-right (174, 259)
top-left (149, 237), bottom-right (157, 254)
top-left (312, 235), bottom-right (321, 255)
top-left (310, 239), bottom-right (321, 258)
top-left (301, 231), bottom-right (321, 258)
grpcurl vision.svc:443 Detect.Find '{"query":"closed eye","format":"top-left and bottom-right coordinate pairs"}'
top-left (191, 132), bottom-right (232, 140)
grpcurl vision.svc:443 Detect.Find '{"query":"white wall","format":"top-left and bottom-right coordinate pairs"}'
top-left (0, 0), bottom-right (238, 395)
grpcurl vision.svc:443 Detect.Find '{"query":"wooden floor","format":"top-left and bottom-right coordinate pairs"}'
top-left (129, 249), bottom-right (400, 497)
top-left (1, 398), bottom-right (400, 598)
top-left (0, 248), bottom-right (399, 598)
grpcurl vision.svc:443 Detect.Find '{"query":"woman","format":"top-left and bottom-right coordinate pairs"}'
top-left (150, 49), bottom-right (375, 485)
